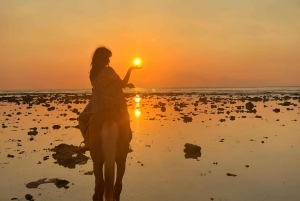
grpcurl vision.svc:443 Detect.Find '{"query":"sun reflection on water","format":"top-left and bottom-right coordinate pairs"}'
top-left (134, 94), bottom-right (141, 103)
top-left (134, 109), bottom-right (141, 117)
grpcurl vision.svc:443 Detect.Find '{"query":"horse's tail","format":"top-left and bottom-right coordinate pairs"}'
top-left (101, 120), bottom-right (118, 200)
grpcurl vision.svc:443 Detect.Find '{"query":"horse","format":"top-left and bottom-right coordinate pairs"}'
top-left (89, 110), bottom-right (130, 201)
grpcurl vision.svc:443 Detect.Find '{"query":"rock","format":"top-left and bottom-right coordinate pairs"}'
top-left (184, 143), bottom-right (201, 159)
top-left (25, 194), bottom-right (33, 200)
top-left (26, 178), bottom-right (70, 189)
top-left (219, 119), bottom-right (226, 122)
top-left (174, 106), bottom-right (182, 112)
top-left (55, 179), bottom-right (69, 188)
top-left (84, 171), bottom-right (94, 175)
top-left (28, 130), bottom-right (38, 136)
top-left (51, 143), bottom-right (89, 168)
top-left (278, 102), bottom-right (292, 106)
top-left (181, 115), bottom-right (192, 123)
top-left (245, 102), bottom-right (254, 111)
top-left (47, 106), bottom-right (55, 111)
top-left (52, 125), bottom-right (61, 129)
top-left (7, 154), bottom-right (15, 158)
top-left (273, 108), bottom-right (280, 113)
top-left (226, 173), bottom-right (237, 177)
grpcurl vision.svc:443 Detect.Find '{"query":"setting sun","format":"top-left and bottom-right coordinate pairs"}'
top-left (133, 58), bottom-right (142, 66)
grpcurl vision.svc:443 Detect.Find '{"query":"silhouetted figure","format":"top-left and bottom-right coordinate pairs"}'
top-left (78, 46), bottom-right (140, 201)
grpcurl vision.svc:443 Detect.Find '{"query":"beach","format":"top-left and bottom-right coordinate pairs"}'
top-left (1, 89), bottom-right (300, 201)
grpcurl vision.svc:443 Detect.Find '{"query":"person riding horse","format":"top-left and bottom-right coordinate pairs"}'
top-left (78, 46), bottom-right (140, 200)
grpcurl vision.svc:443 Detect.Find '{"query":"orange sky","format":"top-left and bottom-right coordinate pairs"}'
top-left (0, 0), bottom-right (300, 90)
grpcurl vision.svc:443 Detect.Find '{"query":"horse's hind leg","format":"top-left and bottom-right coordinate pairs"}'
top-left (114, 163), bottom-right (124, 201)
top-left (90, 113), bottom-right (105, 201)
top-left (114, 143), bottom-right (129, 201)
top-left (91, 159), bottom-right (104, 201)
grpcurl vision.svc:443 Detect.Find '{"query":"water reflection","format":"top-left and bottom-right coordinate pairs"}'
top-left (135, 109), bottom-right (141, 117)
top-left (134, 94), bottom-right (141, 103)
top-left (134, 95), bottom-right (142, 118)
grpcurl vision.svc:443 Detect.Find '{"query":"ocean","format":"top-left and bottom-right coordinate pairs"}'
top-left (0, 86), bottom-right (300, 95)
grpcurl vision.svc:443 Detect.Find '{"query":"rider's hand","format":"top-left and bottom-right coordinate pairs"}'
top-left (129, 66), bottom-right (142, 71)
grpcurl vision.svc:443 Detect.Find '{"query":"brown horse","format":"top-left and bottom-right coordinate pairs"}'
top-left (89, 111), bottom-right (130, 201)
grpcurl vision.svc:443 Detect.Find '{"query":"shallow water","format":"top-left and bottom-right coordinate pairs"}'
top-left (0, 93), bottom-right (299, 200)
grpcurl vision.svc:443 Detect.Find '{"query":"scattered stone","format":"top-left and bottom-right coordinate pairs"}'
top-left (245, 102), bottom-right (254, 111)
top-left (184, 143), bottom-right (201, 159)
top-left (51, 144), bottom-right (89, 168)
top-left (181, 115), bottom-right (193, 123)
top-left (43, 156), bottom-right (49, 161)
top-left (52, 125), bottom-right (61, 129)
top-left (47, 106), bottom-right (55, 111)
top-left (25, 194), bottom-right (33, 200)
top-left (26, 178), bottom-right (69, 189)
top-left (7, 154), bottom-right (15, 158)
top-left (84, 171), bottom-right (94, 175)
top-left (226, 173), bottom-right (237, 177)
top-left (219, 119), bottom-right (226, 122)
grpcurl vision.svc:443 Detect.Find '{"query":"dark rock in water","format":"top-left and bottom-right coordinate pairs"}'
top-left (51, 143), bottom-right (89, 168)
top-left (273, 108), bottom-right (280, 113)
top-left (7, 154), bottom-right (15, 158)
top-left (47, 106), bottom-right (55, 111)
top-left (71, 108), bottom-right (80, 115)
top-left (184, 143), bottom-right (201, 159)
top-left (25, 194), bottom-right (33, 200)
top-left (226, 173), bottom-right (237, 177)
top-left (278, 102), bottom-right (292, 106)
top-left (249, 97), bottom-right (262, 102)
top-left (245, 102), bottom-right (254, 111)
top-left (28, 130), bottom-right (38, 136)
top-left (26, 178), bottom-right (69, 189)
top-left (219, 119), bottom-right (226, 122)
top-left (174, 106), bottom-right (182, 112)
top-left (161, 106), bottom-right (166, 112)
top-left (55, 179), bottom-right (69, 188)
top-left (230, 116), bottom-right (235, 121)
top-left (181, 115), bottom-right (192, 123)
top-left (84, 171), bottom-right (94, 175)
top-left (52, 125), bottom-right (61, 129)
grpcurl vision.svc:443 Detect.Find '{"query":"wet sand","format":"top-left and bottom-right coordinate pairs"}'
top-left (0, 92), bottom-right (299, 201)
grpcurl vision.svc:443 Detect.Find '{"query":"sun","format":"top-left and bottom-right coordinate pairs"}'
top-left (133, 58), bottom-right (142, 66)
